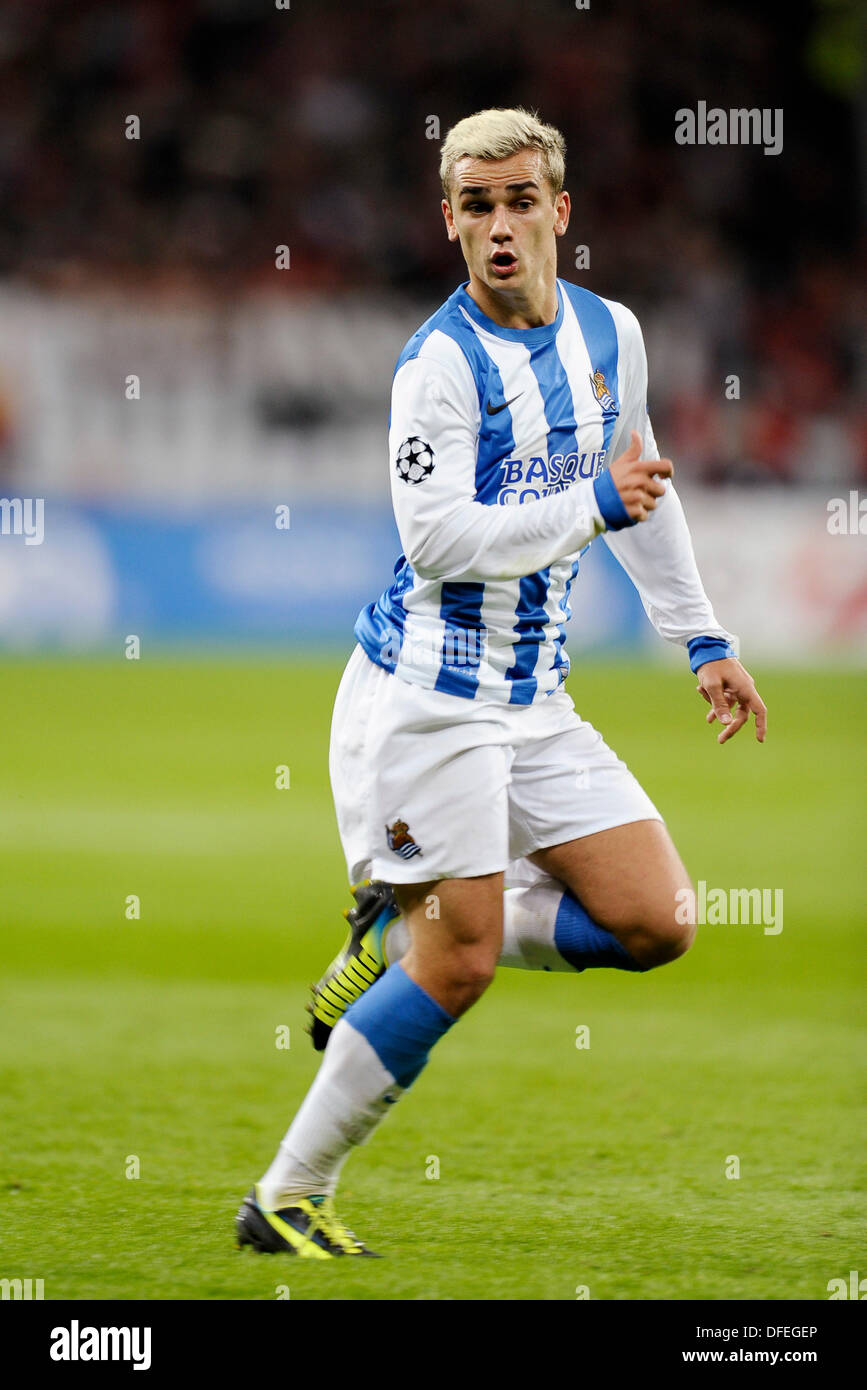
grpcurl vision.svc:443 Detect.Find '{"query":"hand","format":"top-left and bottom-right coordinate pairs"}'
top-left (608, 430), bottom-right (674, 522)
top-left (696, 657), bottom-right (767, 744)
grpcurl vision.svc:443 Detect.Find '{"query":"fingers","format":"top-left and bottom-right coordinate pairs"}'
top-left (750, 689), bottom-right (768, 742)
top-left (635, 459), bottom-right (673, 514)
top-left (649, 456), bottom-right (674, 480)
top-left (633, 461), bottom-right (672, 498)
top-left (697, 659), bottom-right (767, 746)
top-left (716, 699), bottom-right (751, 744)
top-left (702, 684), bottom-right (768, 744)
top-left (622, 459), bottom-right (674, 520)
top-left (703, 679), bottom-right (734, 729)
top-left (608, 434), bottom-right (675, 522)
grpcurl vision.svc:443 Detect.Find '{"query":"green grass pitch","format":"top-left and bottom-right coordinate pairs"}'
top-left (0, 655), bottom-right (863, 1301)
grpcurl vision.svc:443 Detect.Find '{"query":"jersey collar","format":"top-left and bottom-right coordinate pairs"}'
top-left (456, 279), bottom-right (564, 345)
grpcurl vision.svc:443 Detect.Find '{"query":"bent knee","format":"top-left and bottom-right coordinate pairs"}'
top-left (436, 948), bottom-right (498, 1014)
top-left (631, 903), bottom-right (696, 969)
top-left (450, 949), bottom-right (498, 994)
top-left (651, 917), bottom-right (696, 966)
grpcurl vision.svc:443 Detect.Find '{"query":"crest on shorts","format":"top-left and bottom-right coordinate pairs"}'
top-left (589, 369), bottom-right (617, 413)
top-left (386, 819), bottom-right (422, 860)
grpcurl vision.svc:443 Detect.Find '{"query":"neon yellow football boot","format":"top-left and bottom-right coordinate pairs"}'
top-left (306, 881), bottom-right (399, 1051)
top-left (236, 1184), bottom-right (379, 1258)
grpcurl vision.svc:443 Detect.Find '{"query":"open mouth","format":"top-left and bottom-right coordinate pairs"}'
top-left (490, 251), bottom-right (518, 277)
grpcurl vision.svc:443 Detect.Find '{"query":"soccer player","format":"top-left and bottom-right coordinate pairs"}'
top-left (236, 108), bottom-right (766, 1258)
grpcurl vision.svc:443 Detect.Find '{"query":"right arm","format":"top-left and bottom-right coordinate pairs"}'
top-left (389, 350), bottom-right (605, 583)
top-left (389, 345), bottom-right (668, 584)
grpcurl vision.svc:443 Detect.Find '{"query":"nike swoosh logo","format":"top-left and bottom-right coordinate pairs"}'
top-left (486, 393), bottom-right (522, 416)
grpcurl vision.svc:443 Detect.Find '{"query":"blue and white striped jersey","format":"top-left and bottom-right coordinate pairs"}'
top-left (355, 278), bottom-right (735, 704)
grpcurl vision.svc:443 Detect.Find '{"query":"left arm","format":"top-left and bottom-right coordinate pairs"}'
top-left (600, 302), bottom-right (766, 743)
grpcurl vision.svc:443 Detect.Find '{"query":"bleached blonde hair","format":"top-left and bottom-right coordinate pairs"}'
top-left (439, 107), bottom-right (566, 201)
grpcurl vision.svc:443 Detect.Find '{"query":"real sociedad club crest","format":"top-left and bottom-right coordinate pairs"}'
top-left (386, 819), bottom-right (422, 859)
top-left (589, 369), bottom-right (617, 413)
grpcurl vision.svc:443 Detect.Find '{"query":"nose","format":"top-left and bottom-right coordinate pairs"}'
top-left (489, 204), bottom-right (512, 242)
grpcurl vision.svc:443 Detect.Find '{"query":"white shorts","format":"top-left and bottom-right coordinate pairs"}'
top-left (329, 644), bottom-right (663, 885)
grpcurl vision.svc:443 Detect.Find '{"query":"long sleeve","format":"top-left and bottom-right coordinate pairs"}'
top-left (389, 345), bottom-right (606, 583)
top-left (601, 303), bottom-right (738, 661)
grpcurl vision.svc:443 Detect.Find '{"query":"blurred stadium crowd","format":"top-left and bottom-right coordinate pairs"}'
top-left (0, 0), bottom-right (863, 491)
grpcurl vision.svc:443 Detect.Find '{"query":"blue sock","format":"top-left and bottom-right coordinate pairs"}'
top-left (343, 961), bottom-right (455, 1087)
top-left (554, 892), bottom-right (645, 972)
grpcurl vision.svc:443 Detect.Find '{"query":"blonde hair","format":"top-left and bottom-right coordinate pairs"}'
top-left (439, 107), bottom-right (566, 201)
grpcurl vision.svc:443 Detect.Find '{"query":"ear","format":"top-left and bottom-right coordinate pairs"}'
top-left (442, 198), bottom-right (459, 242)
top-left (553, 190), bottom-right (571, 237)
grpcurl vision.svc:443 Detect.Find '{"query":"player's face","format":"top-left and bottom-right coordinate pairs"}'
top-left (442, 150), bottom-right (570, 308)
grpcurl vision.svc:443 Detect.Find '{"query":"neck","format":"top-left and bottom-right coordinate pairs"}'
top-left (465, 269), bottom-right (559, 330)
